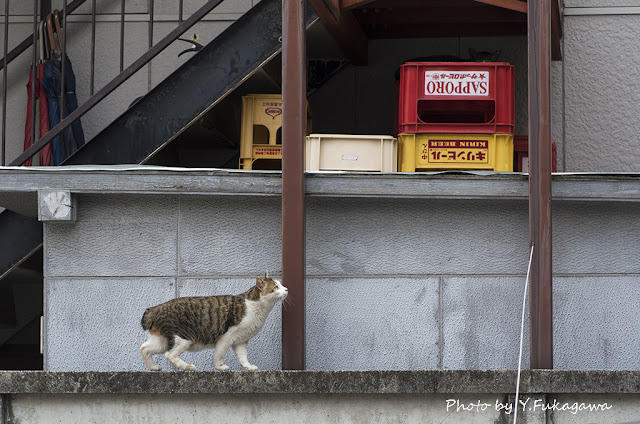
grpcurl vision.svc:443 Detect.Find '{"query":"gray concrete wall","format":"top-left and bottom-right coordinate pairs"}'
top-left (43, 191), bottom-right (640, 371)
top-left (44, 194), bottom-right (283, 371)
top-left (1, 393), bottom-right (543, 423)
top-left (560, 4), bottom-right (640, 171)
top-left (1, 392), bottom-right (634, 424)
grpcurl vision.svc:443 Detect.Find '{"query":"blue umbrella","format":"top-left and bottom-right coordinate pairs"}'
top-left (49, 54), bottom-right (76, 161)
top-left (62, 53), bottom-right (85, 152)
top-left (41, 59), bottom-right (64, 165)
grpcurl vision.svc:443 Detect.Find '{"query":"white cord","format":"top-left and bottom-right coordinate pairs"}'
top-left (513, 243), bottom-right (535, 424)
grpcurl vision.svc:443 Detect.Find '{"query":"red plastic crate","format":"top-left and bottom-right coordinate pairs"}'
top-left (397, 62), bottom-right (515, 134)
top-left (514, 135), bottom-right (557, 172)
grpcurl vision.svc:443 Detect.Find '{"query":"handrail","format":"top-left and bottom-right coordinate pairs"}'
top-left (9, 0), bottom-right (224, 167)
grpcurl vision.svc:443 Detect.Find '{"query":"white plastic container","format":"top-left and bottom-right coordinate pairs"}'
top-left (305, 134), bottom-right (398, 172)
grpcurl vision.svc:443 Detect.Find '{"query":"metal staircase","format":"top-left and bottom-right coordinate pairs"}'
top-left (0, 0), bottom-right (320, 369)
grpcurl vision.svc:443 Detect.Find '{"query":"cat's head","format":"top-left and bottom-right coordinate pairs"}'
top-left (256, 271), bottom-right (288, 301)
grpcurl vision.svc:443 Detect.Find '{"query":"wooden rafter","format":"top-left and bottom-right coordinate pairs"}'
top-left (473, 0), bottom-right (527, 13)
top-left (365, 22), bottom-right (527, 39)
top-left (356, 7), bottom-right (526, 25)
top-left (326, 0), bottom-right (340, 19)
top-left (341, 0), bottom-right (376, 11)
top-left (308, 0), bottom-right (368, 65)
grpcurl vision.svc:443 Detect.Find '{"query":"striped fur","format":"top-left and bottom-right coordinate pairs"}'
top-left (140, 275), bottom-right (287, 371)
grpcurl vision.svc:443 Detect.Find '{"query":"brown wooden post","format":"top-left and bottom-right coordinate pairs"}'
top-left (281, 0), bottom-right (306, 370)
top-left (528, 0), bottom-right (553, 369)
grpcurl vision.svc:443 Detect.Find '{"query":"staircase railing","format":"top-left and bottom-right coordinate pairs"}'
top-left (1, 0), bottom-right (225, 167)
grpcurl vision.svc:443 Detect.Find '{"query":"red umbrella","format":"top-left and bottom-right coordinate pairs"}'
top-left (23, 64), bottom-right (52, 166)
top-left (23, 21), bottom-right (53, 167)
top-left (23, 66), bottom-right (36, 167)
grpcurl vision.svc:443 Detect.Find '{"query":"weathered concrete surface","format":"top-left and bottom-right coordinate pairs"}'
top-left (2, 370), bottom-right (640, 394)
top-left (1, 371), bottom-right (637, 424)
top-left (562, 11), bottom-right (640, 171)
top-left (5, 393), bottom-right (509, 424)
top-left (6, 392), bottom-right (632, 424)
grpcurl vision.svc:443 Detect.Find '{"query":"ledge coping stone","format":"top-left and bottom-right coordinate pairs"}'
top-left (1, 370), bottom-right (639, 395)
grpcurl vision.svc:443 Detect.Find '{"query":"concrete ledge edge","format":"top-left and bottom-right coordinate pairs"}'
top-left (1, 370), bottom-right (639, 395)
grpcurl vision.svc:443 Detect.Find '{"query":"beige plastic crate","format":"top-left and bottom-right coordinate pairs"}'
top-left (305, 134), bottom-right (398, 172)
top-left (239, 94), bottom-right (312, 170)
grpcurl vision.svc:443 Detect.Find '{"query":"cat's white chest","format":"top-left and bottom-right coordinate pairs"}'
top-left (226, 298), bottom-right (273, 344)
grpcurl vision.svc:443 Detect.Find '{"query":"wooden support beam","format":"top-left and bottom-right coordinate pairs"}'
top-left (528, 0), bottom-right (553, 370)
top-left (281, 0), bottom-right (307, 371)
top-left (356, 6), bottom-right (526, 24)
top-left (341, 0), bottom-right (376, 11)
top-left (473, 0), bottom-right (527, 13)
top-left (551, 0), bottom-right (563, 60)
top-left (309, 0), bottom-right (368, 65)
top-left (326, 0), bottom-right (340, 19)
top-left (366, 22), bottom-right (527, 38)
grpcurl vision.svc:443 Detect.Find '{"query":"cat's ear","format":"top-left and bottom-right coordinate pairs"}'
top-left (264, 270), bottom-right (269, 280)
top-left (491, 50), bottom-right (502, 61)
top-left (469, 48), bottom-right (477, 60)
top-left (256, 278), bottom-right (265, 291)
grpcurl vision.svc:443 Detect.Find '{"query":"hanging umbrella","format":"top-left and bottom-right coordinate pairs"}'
top-left (62, 53), bottom-right (85, 152)
top-left (52, 11), bottom-right (80, 159)
top-left (49, 53), bottom-right (76, 160)
top-left (40, 14), bottom-right (64, 165)
top-left (22, 23), bottom-right (53, 166)
top-left (37, 62), bottom-right (52, 166)
top-left (41, 57), bottom-right (64, 165)
top-left (23, 66), bottom-right (35, 167)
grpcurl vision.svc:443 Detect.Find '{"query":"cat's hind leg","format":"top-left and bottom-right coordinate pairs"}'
top-left (233, 342), bottom-right (258, 371)
top-left (213, 334), bottom-right (232, 371)
top-left (164, 336), bottom-right (197, 371)
top-left (140, 332), bottom-right (167, 371)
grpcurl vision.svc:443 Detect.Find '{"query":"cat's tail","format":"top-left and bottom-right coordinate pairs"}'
top-left (141, 308), bottom-right (154, 331)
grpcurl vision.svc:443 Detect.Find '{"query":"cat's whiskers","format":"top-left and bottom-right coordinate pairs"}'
top-left (280, 295), bottom-right (292, 312)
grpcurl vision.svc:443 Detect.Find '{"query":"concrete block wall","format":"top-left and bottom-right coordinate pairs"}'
top-left (44, 193), bottom-right (283, 371)
top-left (561, 3), bottom-right (640, 171)
top-left (44, 192), bottom-right (640, 371)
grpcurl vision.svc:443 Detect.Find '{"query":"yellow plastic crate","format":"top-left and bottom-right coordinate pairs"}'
top-left (239, 94), bottom-right (312, 170)
top-left (398, 133), bottom-right (514, 172)
top-left (305, 134), bottom-right (397, 172)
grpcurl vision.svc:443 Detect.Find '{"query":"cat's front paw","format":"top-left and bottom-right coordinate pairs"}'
top-left (216, 364), bottom-right (230, 371)
top-left (149, 364), bottom-right (162, 371)
top-left (184, 364), bottom-right (197, 371)
top-left (245, 365), bottom-right (258, 371)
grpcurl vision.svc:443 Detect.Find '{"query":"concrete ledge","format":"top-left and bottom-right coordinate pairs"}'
top-left (2, 370), bottom-right (640, 395)
top-left (2, 166), bottom-right (640, 216)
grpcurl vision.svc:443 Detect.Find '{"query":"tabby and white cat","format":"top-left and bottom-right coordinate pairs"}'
top-left (140, 273), bottom-right (288, 371)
